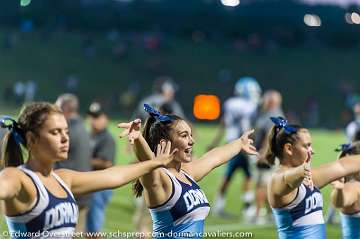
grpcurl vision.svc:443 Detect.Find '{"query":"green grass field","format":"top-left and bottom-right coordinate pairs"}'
top-left (0, 122), bottom-right (346, 238)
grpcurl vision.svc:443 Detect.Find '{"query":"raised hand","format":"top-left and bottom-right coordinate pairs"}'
top-left (330, 177), bottom-right (345, 190)
top-left (118, 119), bottom-right (142, 144)
top-left (302, 162), bottom-right (314, 190)
top-left (239, 129), bottom-right (258, 155)
top-left (155, 140), bottom-right (178, 167)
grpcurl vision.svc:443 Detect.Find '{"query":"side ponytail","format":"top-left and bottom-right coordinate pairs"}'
top-left (265, 124), bottom-right (303, 166)
top-left (1, 102), bottom-right (62, 169)
top-left (265, 126), bottom-right (278, 166)
top-left (1, 132), bottom-right (24, 167)
top-left (143, 116), bottom-right (157, 150)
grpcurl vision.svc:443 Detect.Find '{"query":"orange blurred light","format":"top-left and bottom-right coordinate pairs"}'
top-left (193, 94), bottom-right (221, 120)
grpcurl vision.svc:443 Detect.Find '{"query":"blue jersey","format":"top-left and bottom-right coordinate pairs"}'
top-left (6, 165), bottom-right (78, 239)
top-left (149, 169), bottom-right (210, 239)
top-left (341, 212), bottom-right (360, 239)
top-left (272, 183), bottom-right (326, 239)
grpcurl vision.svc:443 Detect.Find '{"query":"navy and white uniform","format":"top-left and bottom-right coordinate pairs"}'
top-left (5, 165), bottom-right (78, 239)
top-left (149, 169), bottom-right (210, 238)
top-left (341, 212), bottom-right (360, 239)
top-left (272, 183), bottom-right (326, 239)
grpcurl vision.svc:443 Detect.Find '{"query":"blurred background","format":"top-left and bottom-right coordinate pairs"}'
top-left (0, 0), bottom-right (358, 127)
top-left (1, 0), bottom-right (360, 238)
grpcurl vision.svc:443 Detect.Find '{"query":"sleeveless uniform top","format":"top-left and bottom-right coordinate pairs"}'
top-left (341, 211), bottom-right (360, 238)
top-left (149, 168), bottom-right (210, 238)
top-left (5, 165), bottom-right (78, 239)
top-left (272, 183), bottom-right (326, 239)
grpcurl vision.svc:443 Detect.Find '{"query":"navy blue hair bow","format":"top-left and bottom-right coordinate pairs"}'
top-left (335, 143), bottom-right (352, 152)
top-left (143, 104), bottom-right (172, 123)
top-left (0, 116), bottom-right (25, 145)
top-left (270, 116), bottom-right (297, 134)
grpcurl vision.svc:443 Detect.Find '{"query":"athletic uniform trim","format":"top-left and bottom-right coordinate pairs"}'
top-left (5, 165), bottom-right (78, 238)
top-left (148, 173), bottom-right (175, 210)
top-left (149, 168), bottom-right (210, 238)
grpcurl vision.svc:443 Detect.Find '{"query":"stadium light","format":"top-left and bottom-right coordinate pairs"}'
top-left (351, 12), bottom-right (360, 24)
top-left (220, 0), bottom-right (240, 7)
top-left (304, 14), bottom-right (322, 27)
top-left (20, 0), bottom-right (31, 7)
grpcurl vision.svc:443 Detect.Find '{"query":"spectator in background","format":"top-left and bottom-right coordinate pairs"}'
top-left (207, 77), bottom-right (261, 219)
top-left (85, 102), bottom-right (116, 238)
top-left (252, 90), bottom-right (284, 224)
top-left (346, 101), bottom-right (360, 142)
top-left (55, 93), bottom-right (91, 233)
top-left (133, 76), bottom-right (185, 121)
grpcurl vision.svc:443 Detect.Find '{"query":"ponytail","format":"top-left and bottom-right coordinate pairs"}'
top-left (265, 126), bottom-right (278, 166)
top-left (1, 102), bottom-right (62, 169)
top-left (143, 116), bottom-right (157, 151)
top-left (265, 118), bottom-right (303, 165)
top-left (0, 116), bottom-right (26, 167)
top-left (1, 132), bottom-right (24, 167)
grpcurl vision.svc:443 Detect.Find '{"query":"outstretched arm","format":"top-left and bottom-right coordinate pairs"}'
top-left (269, 162), bottom-right (311, 196)
top-left (57, 148), bottom-right (176, 196)
top-left (183, 129), bottom-right (257, 181)
top-left (312, 155), bottom-right (360, 189)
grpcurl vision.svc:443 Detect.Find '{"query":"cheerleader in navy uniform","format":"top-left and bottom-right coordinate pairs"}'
top-left (266, 117), bottom-right (360, 239)
top-left (0, 102), bottom-right (177, 238)
top-left (331, 142), bottom-right (360, 239)
top-left (118, 104), bottom-right (257, 238)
